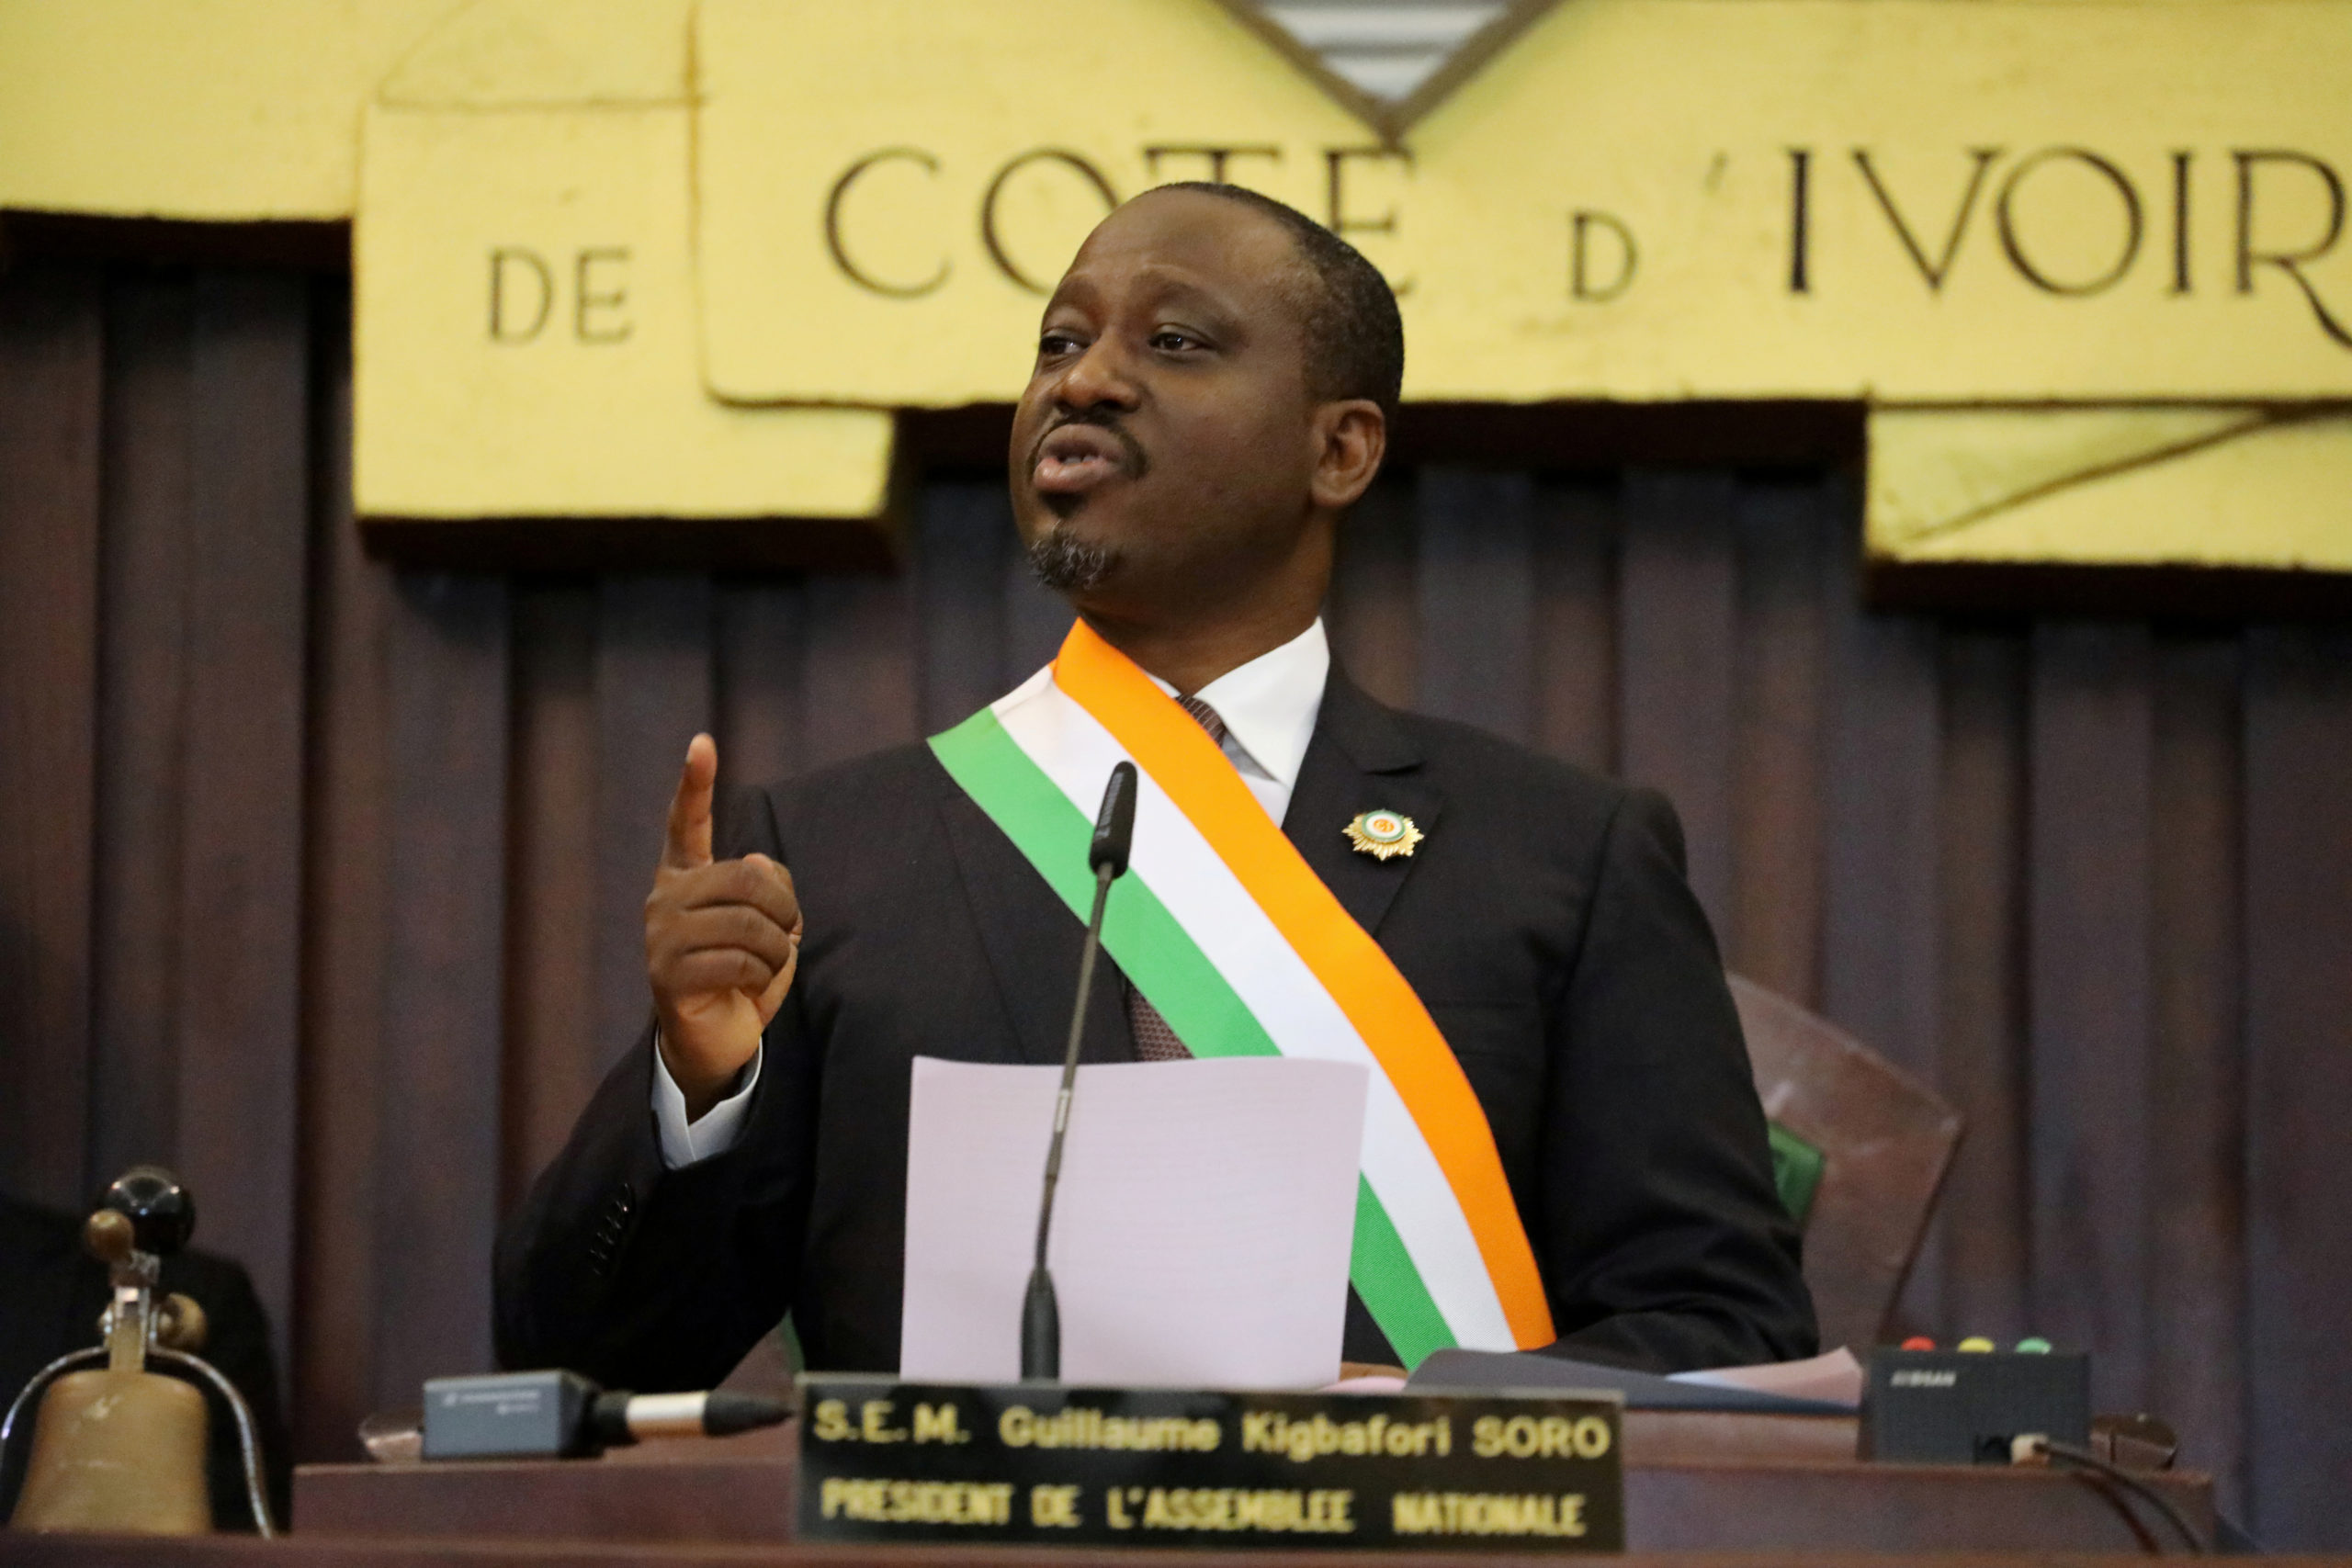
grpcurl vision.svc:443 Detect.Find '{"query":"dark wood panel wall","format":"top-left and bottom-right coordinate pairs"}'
top-left (3, 259), bottom-right (2348, 1548)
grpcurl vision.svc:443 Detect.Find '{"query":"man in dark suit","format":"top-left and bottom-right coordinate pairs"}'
top-left (495, 183), bottom-right (1815, 1387)
top-left (0, 1191), bottom-right (289, 1530)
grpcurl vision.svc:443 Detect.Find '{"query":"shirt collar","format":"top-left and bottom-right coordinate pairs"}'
top-left (1142, 618), bottom-right (1329, 790)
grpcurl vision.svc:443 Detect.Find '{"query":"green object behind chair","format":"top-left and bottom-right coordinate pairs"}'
top-left (1769, 1121), bottom-right (1826, 1226)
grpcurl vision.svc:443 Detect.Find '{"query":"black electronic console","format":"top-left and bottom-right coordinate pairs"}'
top-left (797, 1375), bottom-right (1623, 1553)
top-left (1860, 1344), bottom-right (2089, 1463)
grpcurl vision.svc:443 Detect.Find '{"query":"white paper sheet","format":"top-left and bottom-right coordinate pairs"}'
top-left (899, 1055), bottom-right (1369, 1389)
top-left (1668, 1346), bottom-right (1865, 1407)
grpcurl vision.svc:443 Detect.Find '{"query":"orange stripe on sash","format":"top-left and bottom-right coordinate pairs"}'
top-left (1054, 620), bottom-right (1555, 1348)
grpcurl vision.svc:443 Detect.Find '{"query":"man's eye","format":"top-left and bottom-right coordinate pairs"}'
top-left (1149, 330), bottom-right (1202, 353)
top-left (1038, 333), bottom-right (1084, 357)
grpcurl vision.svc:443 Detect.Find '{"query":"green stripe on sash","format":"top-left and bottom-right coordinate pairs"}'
top-left (931, 710), bottom-right (1277, 1060)
top-left (930, 708), bottom-right (1459, 1365)
top-left (1349, 1177), bottom-right (1455, 1368)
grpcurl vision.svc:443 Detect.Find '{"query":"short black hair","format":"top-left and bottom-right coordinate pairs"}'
top-left (1150, 181), bottom-right (1404, 423)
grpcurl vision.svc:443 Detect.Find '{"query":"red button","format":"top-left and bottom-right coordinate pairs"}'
top-left (1900, 1337), bottom-right (1936, 1351)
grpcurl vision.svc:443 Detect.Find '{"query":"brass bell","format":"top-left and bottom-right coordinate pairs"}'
top-left (2, 1168), bottom-right (274, 1536)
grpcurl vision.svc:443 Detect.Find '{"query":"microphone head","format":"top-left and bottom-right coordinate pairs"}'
top-left (1089, 761), bottom-right (1137, 877)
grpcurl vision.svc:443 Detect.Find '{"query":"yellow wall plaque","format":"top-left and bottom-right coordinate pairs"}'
top-left (0, 0), bottom-right (447, 220)
top-left (689, 0), bottom-right (2352, 408)
top-left (1870, 406), bottom-right (2352, 571)
top-left (356, 101), bottom-right (894, 523)
top-left (350, 0), bottom-right (895, 525)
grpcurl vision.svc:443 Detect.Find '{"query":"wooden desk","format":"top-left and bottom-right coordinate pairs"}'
top-left (6, 1540), bottom-right (2337, 1568)
top-left (279, 1418), bottom-right (2216, 1555)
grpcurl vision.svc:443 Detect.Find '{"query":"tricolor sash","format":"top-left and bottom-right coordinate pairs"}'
top-left (928, 620), bottom-right (1555, 1367)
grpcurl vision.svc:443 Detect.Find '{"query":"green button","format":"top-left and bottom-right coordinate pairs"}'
top-left (2016, 1337), bottom-right (2053, 1354)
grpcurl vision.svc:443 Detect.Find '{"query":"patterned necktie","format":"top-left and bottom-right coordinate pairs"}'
top-left (1127, 694), bottom-right (1227, 1061)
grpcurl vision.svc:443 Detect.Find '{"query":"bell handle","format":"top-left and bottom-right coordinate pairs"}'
top-left (149, 1348), bottom-right (276, 1538)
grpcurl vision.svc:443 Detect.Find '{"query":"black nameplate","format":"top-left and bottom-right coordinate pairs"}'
top-left (797, 1375), bottom-right (1623, 1551)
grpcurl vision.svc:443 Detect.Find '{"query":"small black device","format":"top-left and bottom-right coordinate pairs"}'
top-left (1860, 1347), bottom-right (2090, 1463)
top-left (1019, 761), bottom-right (1137, 1382)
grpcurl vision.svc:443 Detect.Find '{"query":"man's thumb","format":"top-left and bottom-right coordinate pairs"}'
top-left (662, 733), bottom-right (718, 869)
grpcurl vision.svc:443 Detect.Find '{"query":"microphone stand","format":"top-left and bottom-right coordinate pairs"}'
top-left (1021, 761), bottom-right (1136, 1380)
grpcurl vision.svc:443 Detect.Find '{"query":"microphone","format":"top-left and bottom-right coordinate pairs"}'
top-left (589, 1389), bottom-right (791, 1448)
top-left (1020, 761), bottom-right (1137, 1380)
top-left (1089, 758), bottom-right (1136, 877)
top-left (420, 1371), bottom-right (791, 1459)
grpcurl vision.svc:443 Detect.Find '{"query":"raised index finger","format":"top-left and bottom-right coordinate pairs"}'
top-left (662, 733), bottom-right (718, 871)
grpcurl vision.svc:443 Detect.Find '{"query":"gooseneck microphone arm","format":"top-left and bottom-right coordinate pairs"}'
top-left (1021, 761), bottom-right (1137, 1381)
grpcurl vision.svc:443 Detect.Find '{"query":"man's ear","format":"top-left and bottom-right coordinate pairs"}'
top-left (1309, 400), bottom-right (1386, 512)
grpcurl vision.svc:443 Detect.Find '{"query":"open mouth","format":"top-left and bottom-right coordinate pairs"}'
top-left (1031, 421), bottom-right (1142, 495)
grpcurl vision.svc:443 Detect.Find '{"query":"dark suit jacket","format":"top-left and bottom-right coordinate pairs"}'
top-left (0, 1193), bottom-right (289, 1530)
top-left (494, 671), bottom-right (1816, 1386)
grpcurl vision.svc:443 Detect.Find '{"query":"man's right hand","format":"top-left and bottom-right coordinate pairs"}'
top-left (645, 734), bottom-right (802, 1121)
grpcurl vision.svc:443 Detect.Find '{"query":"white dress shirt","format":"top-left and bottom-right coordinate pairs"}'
top-left (652, 618), bottom-right (1332, 1168)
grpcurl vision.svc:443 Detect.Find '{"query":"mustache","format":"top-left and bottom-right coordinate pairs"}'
top-left (1029, 407), bottom-right (1150, 479)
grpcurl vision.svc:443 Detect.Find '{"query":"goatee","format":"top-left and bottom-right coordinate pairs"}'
top-left (1026, 528), bottom-right (1118, 592)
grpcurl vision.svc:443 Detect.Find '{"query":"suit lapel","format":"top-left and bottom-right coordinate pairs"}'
top-left (936, 779), bottom-right (1133, 1067)
top-left (1283, 670), bottom-right (1438, 940)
